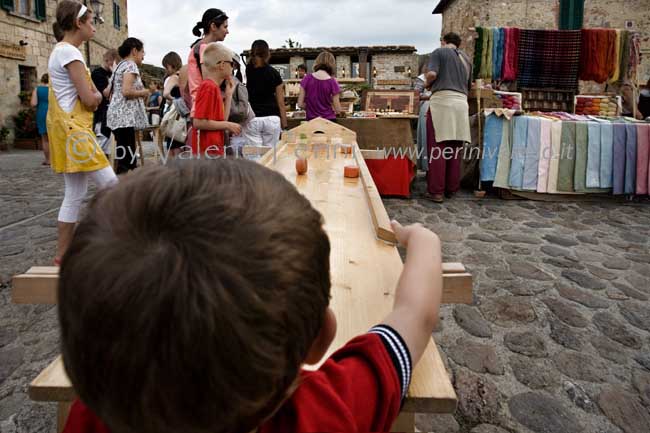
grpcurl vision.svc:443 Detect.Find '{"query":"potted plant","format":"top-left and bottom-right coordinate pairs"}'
top-left (13, 107), bottom-right (39, 150)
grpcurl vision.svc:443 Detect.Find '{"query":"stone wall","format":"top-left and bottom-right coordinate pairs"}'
top-left (0, 0), bottom-right (128, 145)
top-left (371, 53), bottom-right (418, 90)
top-left (335, 55), bottom-right (351, 78)
top-left (439, 0), bottom-right (650, 83)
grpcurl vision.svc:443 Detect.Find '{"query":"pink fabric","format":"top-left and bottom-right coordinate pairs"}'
top-left (637, 124), bottom-right (650, 195)
top-left (537, 118), bottom-right (553, 193)
top-left (502, 28), bottom-right (520, 81)
top-left (187, 42), bottom-right (208, 117)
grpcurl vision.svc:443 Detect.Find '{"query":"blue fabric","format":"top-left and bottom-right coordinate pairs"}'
top-left (625, 124), bottom-right (637, 195)
top-left (600, 123), bottom-right (614, 188)
top-left (509, 116), bottom-right (528, 189)
top-left (480, 113), bottom-right (503, 181)
top-left (416, 101), bottom-right (429, 171)
top-left (522, 117), bottom-right (541, 190)
top-left (612, 123), bottom-right (627, 195)
top-left (492, 28), bottom-right (504, 81)
top-left (586, 122), bottom-right (601, 188)
top-left (36, 86), bottom-right (48, 135)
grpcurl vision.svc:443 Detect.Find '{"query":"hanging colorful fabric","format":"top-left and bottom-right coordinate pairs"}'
top-left (636, 124), bottom-right (650, 195)
top-left (473, 27), bottom-right (484, 80)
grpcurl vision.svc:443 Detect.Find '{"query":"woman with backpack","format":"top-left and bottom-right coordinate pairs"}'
top-left (188, 8), bottom-right (229, 114)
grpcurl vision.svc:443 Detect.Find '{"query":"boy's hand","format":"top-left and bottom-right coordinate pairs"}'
top-left (226, 122), bottom-right (242, 136)
top-left (391, 220), bottom-right (435, 248)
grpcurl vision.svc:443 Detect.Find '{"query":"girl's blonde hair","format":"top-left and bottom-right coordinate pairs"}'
top-left (313, 51), bottom-right (336, 76)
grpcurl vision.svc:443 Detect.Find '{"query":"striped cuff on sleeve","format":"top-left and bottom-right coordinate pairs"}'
top-left (369, 325), bottom-right (413, 401)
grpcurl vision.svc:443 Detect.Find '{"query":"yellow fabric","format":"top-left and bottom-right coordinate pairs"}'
top-left (608, 30), bottom-right (621, 84)
top-left (47, 67), bottom-right (109, 173)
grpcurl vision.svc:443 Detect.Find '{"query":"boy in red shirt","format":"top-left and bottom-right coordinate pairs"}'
top-left (58, 160), bottom-right (443, 433)
top-left (192, 42), bottom-right (241, 157)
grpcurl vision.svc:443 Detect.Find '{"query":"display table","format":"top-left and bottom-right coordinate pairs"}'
top-left (287, 116), bottom-right (418, 196)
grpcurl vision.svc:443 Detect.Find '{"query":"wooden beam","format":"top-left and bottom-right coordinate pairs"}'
top-left (13, 264), bottom-right (472, 306)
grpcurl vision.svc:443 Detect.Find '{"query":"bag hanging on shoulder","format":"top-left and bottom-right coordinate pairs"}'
top-left (160, 103), bottom-right (187, 143)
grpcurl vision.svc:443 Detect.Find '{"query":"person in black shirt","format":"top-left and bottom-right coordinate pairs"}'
top-left (244, 40), bottom-right (286, 147)
top-left (91, 49), bottom-right (120, 158)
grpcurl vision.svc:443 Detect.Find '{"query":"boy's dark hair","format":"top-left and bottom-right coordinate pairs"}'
top-left (297, 64), bottom-right (307, 72)
top-left (58, 159), bottom-right (332, 433)
top-left (443, 32), bottom-right (462, 48)
top-left (118, 37), bottom-right (144, 59)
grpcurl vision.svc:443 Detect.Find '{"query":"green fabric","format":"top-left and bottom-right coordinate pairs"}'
top-left (557, 122), bottom-right (577, 192)
top-left (480, 28), bottom-right (493, 79)
top-left (574, 122), bottom-right (611, 193)
top-left (493, 118), bottom-right (513, 188)
top-left (485, 28), bottom-right (493, 80)
top-left (573, 122), bottom-right (588, 191)
top-left (620, 30), bottom-right (630, 81)
top-left (559, 0), bottom-right (585, 30)
top-left (473, 27), bottom-right (484, 80)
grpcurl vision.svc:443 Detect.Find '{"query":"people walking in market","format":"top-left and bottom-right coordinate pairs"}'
top-left (188, 8), bottom-right (229, 112)
top-left (31, 73), bottom-right (50, 166)
top-left (91, 48), bottom-right (119, 159)
top-left (47, 0), bottom-right (118, 265)
top-left (298, 51), bottom-right (342, 121)
top-left (245, 39), bottom-right (286, 148)
top-left (107, 37), bottom-right (150, 174)
top-left (425, 32), bottom-right (472, 203)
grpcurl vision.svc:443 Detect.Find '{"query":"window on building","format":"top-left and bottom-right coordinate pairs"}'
top-left (1, 0), bottom-right (46, 20)
top-left (113, 1), bottom-right (121, 29)
top-left (19, 65), bottom-right (36, 93)
top-left (17, 0), bottom-right (29, 15)
top-left (559, 0), bottom-right (584, 30)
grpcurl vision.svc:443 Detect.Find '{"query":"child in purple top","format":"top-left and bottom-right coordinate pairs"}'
top-left (298, 51), bottom-right (342, 120)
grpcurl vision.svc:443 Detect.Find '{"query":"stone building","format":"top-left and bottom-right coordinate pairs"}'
top-left (432, 0), bottom-right (650, 83)
top-left (0, 0), bottom-right (128, 143)
top-left (241, 46), bottom-right (419, 90)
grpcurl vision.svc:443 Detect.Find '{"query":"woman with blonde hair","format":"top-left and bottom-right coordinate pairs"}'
top-left (47, 0), bottom-right (117, 265)
top-left (298, 51), bottom-right (342, 121)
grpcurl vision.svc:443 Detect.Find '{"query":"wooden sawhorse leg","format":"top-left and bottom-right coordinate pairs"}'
top-left (391, 412), bottom-right (415, 433)
top-left (57, 401), bottom-right (72, 433)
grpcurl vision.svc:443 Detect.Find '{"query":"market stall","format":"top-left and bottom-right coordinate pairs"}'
top-left (469, 26), bottom-right (648, 198)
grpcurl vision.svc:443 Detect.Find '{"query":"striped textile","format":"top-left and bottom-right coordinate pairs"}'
top-left (517, 29), bottom-right (581, 89)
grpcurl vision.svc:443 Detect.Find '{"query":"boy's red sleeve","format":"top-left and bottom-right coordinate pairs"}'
top-left (193, 83), bottom-right (217, 120)
top-left (261, 325), bottom-right (412, 433)
top-left (62, 399), bottom-right (110, 433)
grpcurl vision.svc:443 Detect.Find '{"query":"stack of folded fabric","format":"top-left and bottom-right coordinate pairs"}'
top-left (494, 91), bottom-right (522, 110)
top-left (575, 96), bottom-right (619, 116)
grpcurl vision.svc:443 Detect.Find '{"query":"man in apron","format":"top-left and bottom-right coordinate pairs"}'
top-left (425, 32), bottom-right (472, 203)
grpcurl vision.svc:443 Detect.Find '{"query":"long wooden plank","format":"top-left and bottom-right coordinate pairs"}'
top-left (355, 145), bottom-right (398, 244)
top-left (12, 263), bottom-right (471, 306)
top-left (264, 141), bottom-right (456, 412)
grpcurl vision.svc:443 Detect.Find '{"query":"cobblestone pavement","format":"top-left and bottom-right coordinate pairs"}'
top-left (1, 149), bottom-right (650, 433)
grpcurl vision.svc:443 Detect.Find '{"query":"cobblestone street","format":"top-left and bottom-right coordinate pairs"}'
top-left (1, 149), bottom-right (650, 433)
